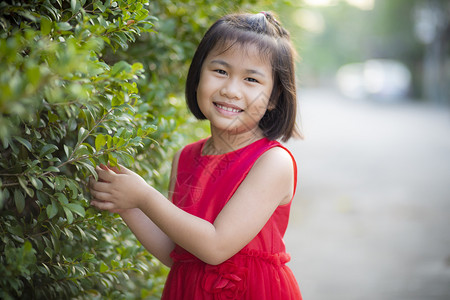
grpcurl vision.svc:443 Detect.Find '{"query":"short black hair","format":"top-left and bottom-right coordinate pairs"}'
top-left (185, 12), bottom-right (300, 142)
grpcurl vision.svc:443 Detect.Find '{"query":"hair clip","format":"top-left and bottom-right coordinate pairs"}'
top-left (259, 11), bottom-right (277, 23)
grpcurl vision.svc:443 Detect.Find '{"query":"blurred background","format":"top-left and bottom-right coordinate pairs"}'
top-left (2, 0), bottom-right (447, 298)
top-left (275, 0), bottom-right (450, 299)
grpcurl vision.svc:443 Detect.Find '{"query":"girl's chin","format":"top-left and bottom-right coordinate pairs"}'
top-left (210, 122), bottom-right (261, 137)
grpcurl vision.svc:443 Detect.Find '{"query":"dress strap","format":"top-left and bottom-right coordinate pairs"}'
top-left (271, 143), bottom-right (298, 204)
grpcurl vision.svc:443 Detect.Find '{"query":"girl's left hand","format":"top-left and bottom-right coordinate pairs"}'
top-left (89, 164), bottom-right (149, 211)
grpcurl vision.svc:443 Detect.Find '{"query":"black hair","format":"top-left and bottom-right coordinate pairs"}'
top-left (185, 12), bottom-right (301, 141)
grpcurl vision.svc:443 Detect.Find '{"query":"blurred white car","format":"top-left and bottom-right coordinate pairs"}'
top-left (336, 59), bottom-right (412, 100)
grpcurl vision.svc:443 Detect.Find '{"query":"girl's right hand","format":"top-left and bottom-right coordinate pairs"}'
top-left (89, 163), bottom-right (150, 211)
top-left (90, 164), bottom-right (130, 214)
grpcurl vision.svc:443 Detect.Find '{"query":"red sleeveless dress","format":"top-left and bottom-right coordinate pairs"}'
top-left (161, 138), bottom-right (302, 300)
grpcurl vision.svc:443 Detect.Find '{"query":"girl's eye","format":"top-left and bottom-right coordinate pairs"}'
top-left (246, 77), bottom-right (259, 83)
top-left (215, 69), bottom-right (227, 75)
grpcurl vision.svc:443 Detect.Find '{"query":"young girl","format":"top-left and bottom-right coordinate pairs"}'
top-left (90, 12), bottom-right (302, 299)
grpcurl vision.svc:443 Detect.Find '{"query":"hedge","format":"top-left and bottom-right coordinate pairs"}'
top-left (0, 0), bottom-right (258, 298)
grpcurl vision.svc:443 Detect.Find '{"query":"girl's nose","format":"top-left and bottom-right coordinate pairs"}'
top-left (219, 80), bottom-right (242, 100)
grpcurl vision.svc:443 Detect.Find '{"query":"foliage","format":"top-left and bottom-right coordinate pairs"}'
top-left (0, 0), bottom-right (265, 298)
top-left (0, 0), bottom-right (167, 298)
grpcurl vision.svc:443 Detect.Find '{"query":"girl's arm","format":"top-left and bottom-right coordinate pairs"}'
top-left (94, 151), bottom-right (181, 267)
top-left (118, 208), bottom-right (174, 267)
top-left (90, 147), bottom-right (294, 265)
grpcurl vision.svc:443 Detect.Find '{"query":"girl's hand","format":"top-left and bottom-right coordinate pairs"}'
top-left (89, 164), bottom-right (149, 212)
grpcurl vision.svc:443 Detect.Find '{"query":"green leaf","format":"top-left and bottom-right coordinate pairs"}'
top-left (76, 225), bottom-right (87, 241)
top-left (8, 224), bottom-right (23, 236)
top-left (70, 0), bottom-right (77, 13)
top-left (18, 176), bottom-right (27, 190)
top-left (36, 190), bottom-right (48, 204)
top-left (8, 139), bottom-right (19, 154)
top-left (64, 228), bottom-right (74, 241)
top-left (111, 96), bottom-right (123, 107)
top-left (118, 152), bottom-right (134, 166)
top-left (48, 222), bottom-right (61, 239)
top-left (48, 111), bottom-right (58, 123)
top-left (14, 189), bottom-right (25, 213)
top-left (73, 144), bottom-right (91, 157)
top-left (67, 180), bottom-right (79, 198)
top-left (0, 188), bottom-right (9, 208)
top-left (67, 118), bottom-right (77, 131)
top-left (78, 127), bottom-right (88, 143)
top-left (17, 9), bottom-right (38, 22)
top-left (41, 16), bottom-right (53, 35)
top-left (95, 134), bottom-right (107, 151)
top-left (40, 144), bottom-right (58, 157)
top-left (26, 65), bottom-right (41, 86)
top-left (14, 136), bottom-right (32, 152)
top-left (44, 247), bottom-right (53, 259)
top-left (45, 166), bottom-right (60, 173)
top-left (56, 192), bottom-right (68, 205)
top-left (98, 153), bottom-right (109, 165)
top-left (106, 135), bottom-right (113, 148)
top-left (46, 200), bottom-right (58, 218)
top-left (40, 263), bottom-right (51, 276)
top-left (94, 1), bottom-right (106, 13)
top-left (99, 262), bottom-right (109, 272)
top-left (131, 62), bottom-right (143, 73)
top-left (64, 144), bottom-right (72, 158)
top-left (57, 22), bottom-right (72, 31)
top-left (82, 252), bottom-right (94, 261)
top-left (54, 177), bottom-right (65, 191)
top-left (18, 176), bottom-right (34, 197)
top-left (116, 137), bottom-right (126, 148)
top-left (65, 203), bottom-right (85, 217)
top-left (111, 259), bottom-right (119, 268)
top-left (108, 153), bottom-right (118, 167)
top-left (145, 125), bottom-right (157, 135)
top-left (63, 206), bottom-right (74, 224)
top-left (111, 61), bottom-right (131, 76)
top-left (29, 177), bottom-right (43, 190)
top-left (79, 161), bottom-right (97, 179)
top-left (23, 240), bottom-right (33, 252)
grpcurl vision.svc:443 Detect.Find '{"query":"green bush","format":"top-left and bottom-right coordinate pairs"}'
top-left (0, 1), bottom-right (168, 298)
top-left (0, 0), bottom-right (260, 298)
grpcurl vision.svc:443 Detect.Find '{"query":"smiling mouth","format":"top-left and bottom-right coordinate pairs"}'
top-left (214, 102), bottom-right (244, 113)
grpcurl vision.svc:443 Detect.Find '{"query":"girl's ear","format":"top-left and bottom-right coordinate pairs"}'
top-left (267, 101), bottom-right (276, 111)
top-left (267, 87), bottom-right (280, 111)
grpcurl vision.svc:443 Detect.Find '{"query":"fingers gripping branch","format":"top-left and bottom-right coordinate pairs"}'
top-left (89, 164), bottom-right (146, 211)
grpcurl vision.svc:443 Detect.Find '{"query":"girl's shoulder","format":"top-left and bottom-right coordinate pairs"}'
top-left (262, 140), bottom-right (296, 168)
top-left (254, 143), bottom-right (296, 177)
top-left (253, 142), bottom-right (298, 205)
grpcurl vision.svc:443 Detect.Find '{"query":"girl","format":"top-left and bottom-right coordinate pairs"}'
top-left (90, 12), bottom-right (302, 299)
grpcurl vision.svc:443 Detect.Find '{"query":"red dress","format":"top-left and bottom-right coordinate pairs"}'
top-left (161, 138), bottom-right (302, 300)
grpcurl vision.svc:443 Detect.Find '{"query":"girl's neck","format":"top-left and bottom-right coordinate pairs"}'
top-left (204, 128), bottom-right (265, 156)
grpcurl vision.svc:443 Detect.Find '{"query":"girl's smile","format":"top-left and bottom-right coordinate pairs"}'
top-left (213, 101), bottom-right (244, 115)
top-left (196, 43), bottom-right (274, 141)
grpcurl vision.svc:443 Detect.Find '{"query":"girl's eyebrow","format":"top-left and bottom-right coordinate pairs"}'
top-left (209, 59), bottom-right (267, 78)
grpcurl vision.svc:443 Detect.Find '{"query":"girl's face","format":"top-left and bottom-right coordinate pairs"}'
top-left (197, 43), bottom-right (274, 140)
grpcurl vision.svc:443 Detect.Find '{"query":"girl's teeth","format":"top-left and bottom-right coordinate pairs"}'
top-left (216, 104), bottom-right (241, 113)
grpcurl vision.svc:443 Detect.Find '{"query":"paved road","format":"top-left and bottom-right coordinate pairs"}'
top-left (284, 89), bottom-right (450, 300)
